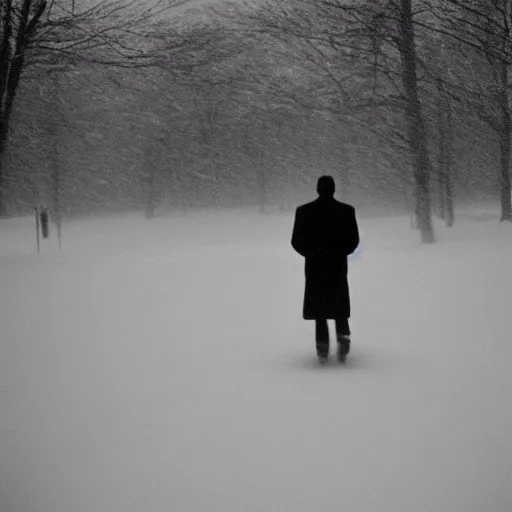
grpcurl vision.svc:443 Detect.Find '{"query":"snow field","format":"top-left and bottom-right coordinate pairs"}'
top-left (1, 207), bottom-right (511, 512)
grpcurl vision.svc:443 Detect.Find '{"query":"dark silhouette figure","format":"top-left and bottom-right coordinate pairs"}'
top-left (291, 176), bottom-right (360, 363)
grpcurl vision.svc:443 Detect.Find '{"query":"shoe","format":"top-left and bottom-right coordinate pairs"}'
top-left (337, 336), bottom-right (350, 362)
top-left (318, 354), bottom-right (328, 365)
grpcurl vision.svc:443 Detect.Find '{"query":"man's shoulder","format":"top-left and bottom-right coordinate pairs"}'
top-left (334, 200), bottom-right (356, 213)
top-left (296, 199), bottom-right (356, 214)
top-left (295, 200), bottom-right (317, 214)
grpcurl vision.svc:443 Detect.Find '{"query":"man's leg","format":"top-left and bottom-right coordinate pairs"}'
top-left (335, 317), bottom-right (350, 337)
top-left (335, 317), bottom-right (350, 359)
top-left (315, 319), bottom-right (329, 359)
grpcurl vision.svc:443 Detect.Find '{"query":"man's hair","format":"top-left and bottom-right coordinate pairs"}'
top-left (317, 175), bottom-right (335, 197)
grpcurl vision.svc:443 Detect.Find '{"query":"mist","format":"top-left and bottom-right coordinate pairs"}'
top-left (1, 1), bottom-right (512, 511)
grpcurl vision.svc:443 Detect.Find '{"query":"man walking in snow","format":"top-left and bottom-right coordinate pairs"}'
top-left (291, 176), bottom-right (360, 364)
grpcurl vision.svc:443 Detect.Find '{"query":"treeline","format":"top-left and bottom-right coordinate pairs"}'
top-left (1, 1), bottom-right (511, 242)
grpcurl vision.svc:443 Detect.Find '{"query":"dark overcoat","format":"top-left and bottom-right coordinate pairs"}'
top-left (291, 197), bottom-right (359, 320)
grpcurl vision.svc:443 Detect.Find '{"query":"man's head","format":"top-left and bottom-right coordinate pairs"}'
top-left (317, 175), bottom-right (335, 198)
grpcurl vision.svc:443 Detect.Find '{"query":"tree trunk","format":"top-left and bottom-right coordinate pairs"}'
top-left (51, 146), bottom-right (62, 250)
top-left (445, 163), bottom-right (454, 227)
top-left (436, 79), bottom-right (446, 220)
top-left (0, 0), bottom-right (12, 216)
top-left (437, 172), bottom-right (445, 219)
top-left (0, 45), bottom-right (26, 217)
top-left (436, 78), bottom-right (454, 226)
top-left (499, 61), bottom-right (512, 222)
top-left (445, 88), bottom-right (454, 227)
top-left (0, 0), bottom-right (55, 216)
top-left (0, 138), bottom-right (6, 216)
top-left (399, 0), bottom-right (435, 243)
top-left (50, 73), bottom-right (63, 250)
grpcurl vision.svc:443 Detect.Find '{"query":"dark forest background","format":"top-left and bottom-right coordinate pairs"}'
top-left (1, 1), bottom-right (511, 243)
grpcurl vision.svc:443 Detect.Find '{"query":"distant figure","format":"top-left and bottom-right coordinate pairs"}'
top-left (291, 176), bottom-right (360, 364)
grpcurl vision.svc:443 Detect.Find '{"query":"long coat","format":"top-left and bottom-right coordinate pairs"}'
top-left (291, 197), bottom-right (359, 320)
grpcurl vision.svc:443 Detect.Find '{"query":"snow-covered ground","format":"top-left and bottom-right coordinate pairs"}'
top-left (1, 206), bottom-right (511, 512)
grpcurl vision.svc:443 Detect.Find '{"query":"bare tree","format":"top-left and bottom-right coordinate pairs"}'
top-left (223, 0), bottom-right (436, 241)
top-left (0, 0), bottom-right (193, 215)
top-left (427, 0), bottom-right (512, 221)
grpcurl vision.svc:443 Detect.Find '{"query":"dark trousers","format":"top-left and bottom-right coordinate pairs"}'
top-left (315, 318), bottom-right (350, 356)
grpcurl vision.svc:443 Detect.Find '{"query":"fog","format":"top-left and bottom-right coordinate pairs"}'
top-left (2, 1), bottom-right (512, 511)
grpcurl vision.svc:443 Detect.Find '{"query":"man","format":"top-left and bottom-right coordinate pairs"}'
top-left (291, 176), bottom-right (360, 364)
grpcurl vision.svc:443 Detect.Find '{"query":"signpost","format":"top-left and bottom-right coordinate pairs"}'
top-left (35, 205), bottom-right (61, 253)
